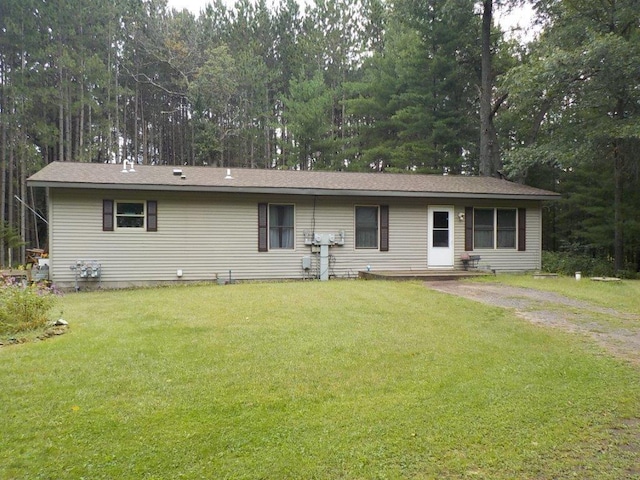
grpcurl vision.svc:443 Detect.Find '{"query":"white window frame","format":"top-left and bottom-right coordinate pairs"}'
top-left (115, 200), bottom-right (146, 230)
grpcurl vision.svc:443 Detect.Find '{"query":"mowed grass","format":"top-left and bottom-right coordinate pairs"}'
top-left (1, 281), bottom-right (639, 479)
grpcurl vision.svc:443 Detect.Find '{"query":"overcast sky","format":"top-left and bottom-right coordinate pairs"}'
top-left (166, 0), bottom-right (536, 40)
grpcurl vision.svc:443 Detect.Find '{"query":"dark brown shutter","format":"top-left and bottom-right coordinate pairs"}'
top-left (103, 199), bottom-right (114, 231)
top-left (380, 205), bottom-right (389, 251)
top-left (147, 200), bottom-right (158, 232)
top-left (518, 208), bottom-right (526, 251)
top-left (464, 207), bottom-right (473, 251)
top-left (258, 203), bottom-right (268, 252)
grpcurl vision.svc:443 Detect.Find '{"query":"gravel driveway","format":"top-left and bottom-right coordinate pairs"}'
top-left (425, 281), bottom-right (640, 367)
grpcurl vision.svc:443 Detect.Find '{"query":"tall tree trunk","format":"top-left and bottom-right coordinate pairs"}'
top-left (171, 112), bottom-right (176, 165)
top-left (19, 42), bottom-right (27, 264)
top-left (250, 135), bottom-right (255, 168)
top-left (150, 118), bottom-right (155, 165)
top-left (180, 98), bottom-right (185, 165)
top-left (264, 89), bottom-right (271, 169)
top-left (0, 63), bottom-right (7, 266)
top-left (479, 0), bottom-right (499, 176)
top-left (157, 123), bottom-right (162, 165)
top-left (79, 69), bottom-right (85, 161)
top-left (19, 138), bottom-right (26, 264)
top-left (190, 116), bottom-right (195, 167)
top-left (58, 63), bottom-right (65, 161)
top-left (613, 145), bottom-right (624, 272)
top-left (106, 23), bottom-right (113, 163)
top-left (7, 144), bottom-right (14, 265)
top-left (134, 80), bottom-right (139, 164)
top-left (613, 98), bottom-right (627, 272)
top-left (122, 78), bottom-right (128, 163)
top-left (142, 101), bottom-right (149, 165)
top-left (88, 103), bottom-right (93, 161)
top-left (114, 57), bottom-right (120, 164)
top-left (65, 79), bottom-right (72, 161)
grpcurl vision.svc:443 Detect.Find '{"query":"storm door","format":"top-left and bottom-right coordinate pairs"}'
top-left (427, 206), bottom-right (454, 268)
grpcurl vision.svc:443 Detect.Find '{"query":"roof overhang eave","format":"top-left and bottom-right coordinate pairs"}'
top-left (26, 181), bottom-right (561, 201)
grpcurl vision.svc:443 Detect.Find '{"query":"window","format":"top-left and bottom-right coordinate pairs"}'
top-left (356, 206), bottom-right (378, 249)
top-left (258, 203), bottom-right (294, 251)
top-left (269, 204), bottom-right (294, 249)
top-left (432, 211), bottom-right (450, 247)
top-left (116, 202), bottom-right (145, 228)
top-left (103, 200), bottom-right (157, 232)
top-left (497, 209), bottom-right (516, 248)
top-left (472, 208), bottom-right (517, 249)
top-left (473, 209), bottom-right (494, 248)
top-left (355, 205), bottom-right (389, 250)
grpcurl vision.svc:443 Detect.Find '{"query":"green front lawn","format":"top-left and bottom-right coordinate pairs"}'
top-left (1, 281), bottom-right (638, 479)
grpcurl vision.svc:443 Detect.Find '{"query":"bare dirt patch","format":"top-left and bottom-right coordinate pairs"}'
top-left (425, 281), bottom-right (640, 367)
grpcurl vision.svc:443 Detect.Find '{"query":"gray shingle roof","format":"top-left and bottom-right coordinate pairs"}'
top-left (27, 162), bottom-right (560, 200)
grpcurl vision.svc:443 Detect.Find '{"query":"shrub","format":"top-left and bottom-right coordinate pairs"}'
top-left (0, 276), bottom-right (61, 335)
top-left (541, 251), bottom-right (638, 278)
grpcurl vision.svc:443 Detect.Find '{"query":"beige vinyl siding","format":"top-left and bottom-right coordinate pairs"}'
top-left (47, 189), bottom-right (543, 288)
top-left (309, 197), bottom-right (429, 275)
top-left (50, 190), bottom-right (307, 287)
top-left (453, 205), bottom-right (467, 270)
top-left (454, 202), bottom-right (542, 272)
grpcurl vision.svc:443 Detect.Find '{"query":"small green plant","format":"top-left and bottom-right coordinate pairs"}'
top-left (0, 276), bottom-right (61, 335)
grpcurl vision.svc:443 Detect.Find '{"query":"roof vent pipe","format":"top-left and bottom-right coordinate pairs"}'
top-left (225, 168), bottom-right (233, 180)
top-left (121, 160), bottom-right (135, 173)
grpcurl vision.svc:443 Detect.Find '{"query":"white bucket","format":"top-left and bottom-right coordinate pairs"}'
top-left (575, 271), bottom-right (582, 280)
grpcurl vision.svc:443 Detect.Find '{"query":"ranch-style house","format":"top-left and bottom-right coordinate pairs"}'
top-left (27, 162), bottom-right (560, 289)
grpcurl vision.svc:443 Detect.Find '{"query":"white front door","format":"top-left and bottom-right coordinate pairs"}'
top-left (428, 206), bottom-right (454, 268)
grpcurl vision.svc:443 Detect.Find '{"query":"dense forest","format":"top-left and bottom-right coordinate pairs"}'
top-left (1, 0), bottom-right (639, 274)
